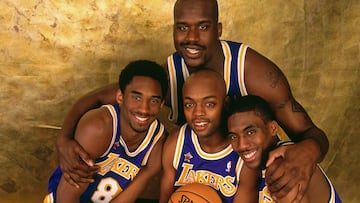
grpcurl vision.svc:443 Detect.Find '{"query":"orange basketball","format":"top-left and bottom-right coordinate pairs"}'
top-left (168, 183), bottom-right (223, 203)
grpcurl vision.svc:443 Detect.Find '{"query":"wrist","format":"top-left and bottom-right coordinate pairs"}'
top-left (300, 139), bottom-right (322, 163)
top-left (56, 132), bottom-right (71, 149)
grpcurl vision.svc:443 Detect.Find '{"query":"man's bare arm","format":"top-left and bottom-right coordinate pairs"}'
top-left (159, 131), bottom-right (178, 203)
top-left (244, 47), bottom-right (329, 202)
top-left (56, 83), bottom-right (119, 187)
top-left (57, 107), bottom-right (112, 202)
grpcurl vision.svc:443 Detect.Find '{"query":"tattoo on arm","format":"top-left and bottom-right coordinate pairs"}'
top-left (266, 70), bottom-right (281, 88)
top-left (278, 97), bottom-right (290, 109)
top-left (291, 100), bottom-right (304, 112)
top-left (292, 100), bottom-right (312, 122)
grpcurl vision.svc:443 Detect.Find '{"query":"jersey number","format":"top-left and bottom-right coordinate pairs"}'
top-left (91, 177), bottom-right (122, 203)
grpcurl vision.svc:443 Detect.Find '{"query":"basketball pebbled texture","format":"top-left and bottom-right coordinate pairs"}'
top-left (168, 183), bottom-right (223, 203)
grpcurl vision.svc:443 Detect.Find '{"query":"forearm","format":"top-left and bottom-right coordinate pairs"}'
top-left (112, 169), bottom-right (157, 203)
top-left (295, 126), bottom-right (329, 162)
top-left (57, 176), bottom-right (86, 203)
top-left (159, 170), bottom-right (176, 203)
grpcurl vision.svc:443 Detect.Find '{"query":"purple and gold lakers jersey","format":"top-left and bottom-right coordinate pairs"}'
top-left (172, 124), bottom-right (244, 203)
top-left (167, 40), bottom-right (249, 125)
top-left (44, 104), bottom-right (165, 203)
top-left (259, 141), bottom-right (342, 203)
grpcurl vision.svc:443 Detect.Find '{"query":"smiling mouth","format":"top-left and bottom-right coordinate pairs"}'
top-left (192, 120), bottom-right (209, 131)
top-left (241, 150), bottom-right (256, 162)
top-left (186, 47), bottom-right (200, 54)
top-left (135, 115), bottom-right (150, 123)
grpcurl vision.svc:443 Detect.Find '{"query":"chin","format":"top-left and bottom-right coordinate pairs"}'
top-left (184, 59), bottom-right (204, 69)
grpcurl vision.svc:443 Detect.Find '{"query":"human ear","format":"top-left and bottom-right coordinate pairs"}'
top-left (116, 89), bottom-right (123, 105)
top-left (269, 120), bottom-right (278, 137)
top-left (217, 22), bottom-right (222, 37)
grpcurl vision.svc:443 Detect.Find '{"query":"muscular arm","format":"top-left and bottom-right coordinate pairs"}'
top-left (159, 131), bottom-right (178, 203)
top-left (57, 107), bottom-right (113, 202)
top-left (245, 48), bottom-right (328, 159)
top-left (56, 83), bottom-right (119, 187)
top-left (233, 164), bottom-right (259, 203)
top-left (244, 48), bottom-right (329, 202)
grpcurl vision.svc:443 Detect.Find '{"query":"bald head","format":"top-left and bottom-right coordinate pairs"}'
top-left (174, 0), bottom-right (219, 22)
top-left (183, 68), bottom-right (226, 100)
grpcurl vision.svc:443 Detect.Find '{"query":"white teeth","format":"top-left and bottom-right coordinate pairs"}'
top-left (195, 122), bottom-right (207, 126)
top-left (243, 151), bottom-right (256, 159)
top-left (135, 116), bottom-right (148, 122)
top-left (186, 48), bottom-right (199, 54)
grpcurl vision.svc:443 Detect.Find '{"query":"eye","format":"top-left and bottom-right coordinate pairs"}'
top-left (132, 95), bottom-right (141, 101)
top-left (177, 24), bottom-right (188, 31)
top-left (205, 102), bottom-right (215, 108)
top-left (229, 133), bottom-right (238, 140)
top-left (150, 98), bottom-right (161, 104)
top-left (199, 24), bottom-right (208, 31)
top-left (184, 103), bottom-right (194, 108)
top-left (247, 129), bottom-right (256, 135)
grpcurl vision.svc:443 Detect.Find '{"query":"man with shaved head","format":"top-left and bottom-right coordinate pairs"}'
top-left (160, 68), bottom-right (258, 203)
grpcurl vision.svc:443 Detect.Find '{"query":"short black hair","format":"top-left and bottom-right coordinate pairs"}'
top-left (119, 60), bottom-right (168, 99)
top-left (174, 0), bottom-right (219, 22)
top-left (226, 95), bottom-right (276, 124)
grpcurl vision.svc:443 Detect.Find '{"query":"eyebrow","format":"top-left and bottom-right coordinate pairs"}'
top-left (183, 95), bottom-right (217, 100)
top-left (228, 124), bottom-right (256, 135)
top-left (175, 19), bottom-right (212, 25)
top-left (131, 90), bottom-right (162, 99)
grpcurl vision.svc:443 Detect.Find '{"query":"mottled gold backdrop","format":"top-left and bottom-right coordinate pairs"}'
top-left (0, 0), bottom-right (358, 202)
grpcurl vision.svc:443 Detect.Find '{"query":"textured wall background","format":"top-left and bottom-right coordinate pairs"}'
top-left (0, 0), bottom-right (358, 202)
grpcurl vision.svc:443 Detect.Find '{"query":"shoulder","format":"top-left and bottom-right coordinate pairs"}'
top-left (164, 129), bottom-right (180, 149)
top-left (75, 106), bottom-right (113, 159)
top-left (243, 47), bottom-right (292, 102)
top-left (77, 107), bottom-right (112, 132)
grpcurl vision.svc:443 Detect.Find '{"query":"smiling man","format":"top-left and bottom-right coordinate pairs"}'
top-left (160, 69), bottom-right (258, 203)
top-left (227, 95), bottom-right (342, 203)
top-left (44, 60), bottom-right (168, 203)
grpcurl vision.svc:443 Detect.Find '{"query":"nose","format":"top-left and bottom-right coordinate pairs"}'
top-left (186, 27), bottom-right (199, 42)
top-left (193, 104), bottom-right (205, 117)
top-left (233, 136), bottom-right (249, 152)
top-left (138, 100), bottom-right (150, 114)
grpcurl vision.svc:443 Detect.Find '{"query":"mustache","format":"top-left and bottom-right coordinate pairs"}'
top-left (180, 41), bottom-right (206, 49)
top-left (133, 112), bottom-right (154, 118)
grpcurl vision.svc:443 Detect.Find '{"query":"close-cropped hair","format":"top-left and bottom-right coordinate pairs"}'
top-left (226, 94), bottom-right (276, 124)
top-left (119, 59), bottom-right (168, 99)
top-left (174, 0), bottom-right (219, 22)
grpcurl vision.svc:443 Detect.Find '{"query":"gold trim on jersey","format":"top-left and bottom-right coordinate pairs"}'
top-left (173, 124), bottom-right (187, 169)
top-left (238, 44), bottom-right (248, 96)
top-left (43, 193), bottom-right (54, 203)
top-left (119, 120), bottom-right (162, 158)
top-left (235, 155), bottom-right (244, 182)
top-left (221, 41), bottom-right (232, 94)
top-left (101, 105), bottom-right (119, 158)
top-left (141, 122), bottom-right (164, 165)
top-left (191, 130), bottom-right (234, 160)
top-left (167, 55), bottom-right (189, 123)
top-left (167, 55), bottom-right (178, 123)
top-left (220, 41), bottom-right (249, 96)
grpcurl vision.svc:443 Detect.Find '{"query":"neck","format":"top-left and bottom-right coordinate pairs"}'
top-left (260, 137), bottom-right (280, 170)
top-left (198, 132), bottom-right (230, 153)
top-left (119, 117), bottom-right (147, 152)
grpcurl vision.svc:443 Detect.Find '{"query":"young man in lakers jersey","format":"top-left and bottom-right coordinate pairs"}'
top-left (56, 0), bottom-right (330, 201)
top-left (227, 95), bottom-right (342, 203)
top-left (43, 60), bottom-right (168, 203)
top-left (160, 69), bottom-right (259, 203)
